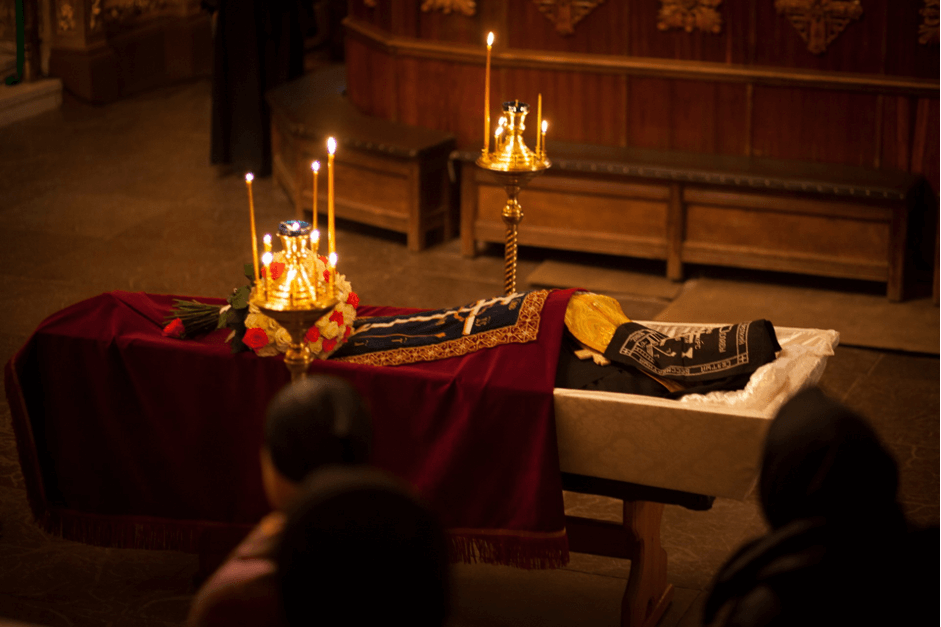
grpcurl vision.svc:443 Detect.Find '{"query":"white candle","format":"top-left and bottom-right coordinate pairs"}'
top-left (541, 120), bottom-right (548, 157)
top-left (262, 251), bottom-right (273, 299)
top-left (327, 138), bottom-right (336, 256)
top-left (311, 161), bottom-right (320, 231)
top-left (328, 252), bottom-right (338, 299)
top-left (484, 32), bottom-right (494, 154)
top-left (245, 173), bottom-right (259, 285)
top-left (536, 93), bottom-right (542, 154)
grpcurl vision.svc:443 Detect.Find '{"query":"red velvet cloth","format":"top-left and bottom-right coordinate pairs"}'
top-left (6, 290), bottom-right (577, 567)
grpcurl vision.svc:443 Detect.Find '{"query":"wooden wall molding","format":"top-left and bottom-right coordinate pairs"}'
top-left (344, 17), bottom-right (939, 97)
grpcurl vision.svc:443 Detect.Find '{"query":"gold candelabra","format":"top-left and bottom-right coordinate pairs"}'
top-left (477, 33), bottom-right (550, 295)
top-left (477, 100), bottom-right (551, 296)
top-left (250, 220), bottom-right (337, 382)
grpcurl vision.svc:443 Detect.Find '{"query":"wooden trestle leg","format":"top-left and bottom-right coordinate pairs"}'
top-left (565, 500), bottom-right (674, 627)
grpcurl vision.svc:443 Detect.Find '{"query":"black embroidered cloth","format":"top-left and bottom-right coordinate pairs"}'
top-left (334, 291), bottom-right (548, 367)
top-left (603, 320), bottom-right (781, 383)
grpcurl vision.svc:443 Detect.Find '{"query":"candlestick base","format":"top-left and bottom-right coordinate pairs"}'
top-left (252, 297), bottom-right (338, 381)
top-left (475, 169), bottom-right (545, 295)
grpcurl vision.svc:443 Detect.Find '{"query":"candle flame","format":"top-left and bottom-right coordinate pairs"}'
top-left (263, 234), bottom-right (271, 245)
top-left (327, 137), bottom-right (337, 154)
top-left (312, 161), bottom-right (320, 172)
top-left (262, 252), bottom-right (273, 265)
top-left (312, 229), bottom-right (320, 242)
top-left (328, 252), bottom-right (337, 267)
top-left (542, 120), bottom-right (548, 132)
top-left (487, 32), bottom-right (494, 46)
top-left (245, 173), bottom-right (254, 183)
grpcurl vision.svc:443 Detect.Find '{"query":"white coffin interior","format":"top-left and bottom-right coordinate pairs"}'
top-left (554, 323), bottom-right (840, 500)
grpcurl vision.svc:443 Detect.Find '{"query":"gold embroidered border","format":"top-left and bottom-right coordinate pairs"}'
top-left (336, 290), bottom-right (549, 367)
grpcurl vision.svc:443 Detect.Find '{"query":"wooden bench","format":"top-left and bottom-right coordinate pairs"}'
top-left (455, 143), bottom-right (933, 301)
top-left (267, 66), bottom-right (456, 252)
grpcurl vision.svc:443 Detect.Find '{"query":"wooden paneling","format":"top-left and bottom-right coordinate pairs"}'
top-left (344, 32), bottom-right (398, 120)
top-left (628, 76), bottom-right (673, 150)
top-left (343, 0), bottom-right (938, 203)
top-left (881, 94), bottom-right (915, 172)
top-left (395, 56), bottom-right (483, 144)
top-left (626, 0), bottom-right (737, 63)
top-left (751, 86), bottom-right (879, 166)
top-left (670, 80), bottom-right (720, 154)
top-left (883, 0), bottom-right (939, 78)
top-left (910, 97), bottom-right (940, 188)
top-left (503, 67), bottom-right (628, 147)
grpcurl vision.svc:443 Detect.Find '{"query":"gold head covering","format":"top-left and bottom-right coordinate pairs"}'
top-left (563, 292), bottom-right (631, 353)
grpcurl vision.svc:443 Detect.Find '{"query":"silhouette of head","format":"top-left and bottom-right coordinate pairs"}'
top-left (759, 386), bottom-right (900, 530)
top-left (262, 376), bottom-right (372, 509)
top-left (275, 466), bottom-right (450, 627)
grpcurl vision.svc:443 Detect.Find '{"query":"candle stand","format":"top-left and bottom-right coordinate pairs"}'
top-left (251, 220), bottom-right (337, 381)
top-left (476, 101), bottom-right (550, 295)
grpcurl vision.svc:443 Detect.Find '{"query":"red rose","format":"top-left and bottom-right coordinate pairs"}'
top-left (323, 269), bottom-right (331, 282)
top-left (162, 318), bottom-right (185, 338)
top-left (343, 326), bottom-right (352, 339)
top-left (262, 262), bottom-right (285, 280)
top-left (323, 338), bottom-right (337, 353)
top-left (346, 292), bottom-right (359, 308)
top-left (318, 255), bottom-right (328, 264)
top-left (305, 326), bottom-right (321, 343)
top-left (243, 327), bottom-right (269, 349)
top-left (329, 309), bottom-right (345, 325)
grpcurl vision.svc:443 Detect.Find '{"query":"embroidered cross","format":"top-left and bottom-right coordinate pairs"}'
top-left (775, 0), bottom-right (864, 55)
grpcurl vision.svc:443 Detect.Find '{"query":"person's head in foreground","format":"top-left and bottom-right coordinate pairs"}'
top-left (275, 465), bottom-right (451, 627)
top-left (261, 375), bottom-right (372, 511)
top-left (703, 386), bottom-right (935, 627)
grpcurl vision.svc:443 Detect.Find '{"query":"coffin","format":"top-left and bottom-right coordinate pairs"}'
top-left (554, 323), bottom-right (840, 500)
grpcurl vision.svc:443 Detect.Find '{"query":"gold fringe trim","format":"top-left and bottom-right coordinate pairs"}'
top-left (448, 529), bottom-right (570, 570)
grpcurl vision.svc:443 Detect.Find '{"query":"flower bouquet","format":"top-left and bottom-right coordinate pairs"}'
top-left (162, 254), bottom-right (358, 360)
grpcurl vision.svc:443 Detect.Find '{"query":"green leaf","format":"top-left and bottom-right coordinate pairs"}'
top-left (244, 263), bottom-right (255, 282)
top-left (228, 285), bottom-right (251, 310)
top-left (217, 309), bottom-right (230, 329)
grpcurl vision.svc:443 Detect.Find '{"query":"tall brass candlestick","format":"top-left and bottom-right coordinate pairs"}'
top-left (245, 173), bottom-right (260, 284)
top-left (483, 32), bottom-right (494, 156)
top-left (311, 161), bottom-right (320, 232)
top-left (327, 138), bottom-right (336, 255)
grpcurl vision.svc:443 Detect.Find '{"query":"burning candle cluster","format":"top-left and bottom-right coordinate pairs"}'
top-left (478, 32), bottom-right (550, 172)
top-left (245, 137), bottom-right (340, 310)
